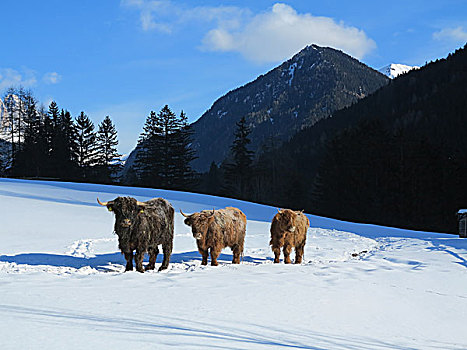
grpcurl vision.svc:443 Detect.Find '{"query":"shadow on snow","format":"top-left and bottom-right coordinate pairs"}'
top-left (0, 251), bottom-right (273, 271)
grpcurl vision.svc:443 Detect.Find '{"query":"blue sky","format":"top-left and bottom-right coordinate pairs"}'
top-left (1, 0), bottom-right (466, 154)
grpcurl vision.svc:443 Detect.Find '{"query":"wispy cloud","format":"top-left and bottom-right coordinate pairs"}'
top-left (0, 68), bottom-right (37, 91)
top-left (201, 3), bottom-right (376, 62)
top-left (120, 1), bottom-right (375, 62)
top-left (121, 0), bottom-right (249, 33)
top-left (120, 0), bottom-right (174, 32)
top-left (43, 72), bottom-right (62, 85)
top-left (433, 26), bottom-right (467, 43)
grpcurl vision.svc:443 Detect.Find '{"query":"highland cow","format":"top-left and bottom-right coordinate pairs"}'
top-left (180, 207), bottom-right (246, 266)
top-left (270, 209), bottom-right (309, 264)
top-left (97, 196), bottom-right (174, 272)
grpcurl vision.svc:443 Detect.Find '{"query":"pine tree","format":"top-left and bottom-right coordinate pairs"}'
top-left (54, 109), bottom-right (78, 179)
top-left (224, 117), bottom-right (254, 198)
top-left (75, 111), bottom-right (97, 179)
top-left (49, 102), bottom-right (65, 177)
top-left (134, 110), bottom-right (163, 187)
top-left (14, 92), bottom-right (40, 176)
top-left (134, 105), bottom-right (197, 189)
top-left (172, 110), bottom-right (197, 190)
top-left (158, 105), bottom-right (180, 188)
top-left (96, 115), bottom-right (121, 182)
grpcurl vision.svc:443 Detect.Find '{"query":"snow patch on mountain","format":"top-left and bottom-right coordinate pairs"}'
top-left (378, 63), bottom-right (419, 79)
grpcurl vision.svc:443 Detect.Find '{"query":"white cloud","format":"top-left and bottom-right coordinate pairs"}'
top-left (43, 72), bottom-right (62, 84)
top-left (0, 68), bottom-right (37, 91)
top-left (121, 0), bottom-right (249, 33)
top-left (121, 0), bottom-right (173, 32)
top-left (202, 3), bottom-right (376, 63)
top-left (433, 26), bottom-right (467, 43)
top-left (121, 1), bottom-right (375, 62)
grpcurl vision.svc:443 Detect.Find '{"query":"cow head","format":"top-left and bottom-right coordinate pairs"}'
top-left (180, 209), bottom-right (215, 240)
top-left (97, 197), bottom-right (146, 230)
top-left (276, 209), bottom-right (297, 233)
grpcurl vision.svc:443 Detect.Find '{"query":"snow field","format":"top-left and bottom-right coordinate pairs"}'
top-left (0, 178), bottom-right (467, 349)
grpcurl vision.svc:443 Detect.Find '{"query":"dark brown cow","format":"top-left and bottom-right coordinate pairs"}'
top-left (97, 196), bottom-right (174, 272)
top-left (181, 207), bottom-right (246, 266)
top-left (270, 209), bottom-right (309, 264)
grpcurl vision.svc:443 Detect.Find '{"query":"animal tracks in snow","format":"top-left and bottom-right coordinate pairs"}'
top-left (0, 228), bottom-right (381, 276)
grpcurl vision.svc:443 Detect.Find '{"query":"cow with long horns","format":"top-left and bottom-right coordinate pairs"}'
top-left (270, 209), bottom-right (309, 264)
top-left (97, 196), bottom-right (174, 272)
top-left (181, 207), bottom-right (246, 266)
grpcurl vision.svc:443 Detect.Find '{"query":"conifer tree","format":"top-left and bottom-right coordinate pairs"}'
top-left (54, 109), bottom-right (78, 179)
top-left (172, 110), bottom-right (197, 190)
top-left (14, 92), bottom-right (40, 176)
top-left (157, 104), bottom-right (180, 188)
top-left (224, 117), bottom-right (254, 198)
top-left (134, 105), bottom-right (197, 189)
top-left (135, 110), bottom-right (163, 187)
top-left (96, 115), bottom-right (121, 182)
top-left (75, 111), bottom-right (97, 179)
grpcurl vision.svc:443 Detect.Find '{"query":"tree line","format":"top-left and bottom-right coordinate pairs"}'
top-left (3, 43), bottom-right (465, 233)
top-left (0, 88), bottom-right (199, 189)
top-left (1, 87), bottom-right (122, 182)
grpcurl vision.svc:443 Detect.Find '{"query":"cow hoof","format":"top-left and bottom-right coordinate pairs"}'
top-left (145, 265), bottom-right (155, 271)
top-left (158, 265), bottom-right (168, 272)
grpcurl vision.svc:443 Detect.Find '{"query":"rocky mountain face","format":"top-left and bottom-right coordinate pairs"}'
top-left (190, 44), bottom-right (389, 171)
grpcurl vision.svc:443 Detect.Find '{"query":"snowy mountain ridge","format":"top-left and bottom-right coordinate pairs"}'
top-left (378, 63), bottom-right (419, 78)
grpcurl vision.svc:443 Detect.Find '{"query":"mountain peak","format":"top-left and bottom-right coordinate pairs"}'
top-left (189, 45), bottom-right (389, 171)
top-left (378, 63), bottom-right (419, 79)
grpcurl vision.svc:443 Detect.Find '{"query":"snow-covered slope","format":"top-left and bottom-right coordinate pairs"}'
top-left (378, 63), bottom-right (419, 78)
top-left (0, 178), bottom-right (466, 349)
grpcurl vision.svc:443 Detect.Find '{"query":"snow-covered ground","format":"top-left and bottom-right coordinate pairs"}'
top-left (1, 178), bottom-right (466, 349)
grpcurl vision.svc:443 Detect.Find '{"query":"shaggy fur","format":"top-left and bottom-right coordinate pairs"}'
top-left (270, 209), bottom-right (309, 264)
top-left (103, 196), bottom-right (174, 272)
top-left (182, 207), bottom-right (246, 266)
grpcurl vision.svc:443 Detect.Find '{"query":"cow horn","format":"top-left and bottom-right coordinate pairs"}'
top-left (136, 201), bottom-right (146, 206)
top-left (277, 208), bottom-right (282, 213)
top-left (97, 197), bottom-right (110, 206)
top-left (180, 209), bottom-right (190, 218)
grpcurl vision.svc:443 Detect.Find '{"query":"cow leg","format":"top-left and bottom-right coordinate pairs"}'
top-left (198, 248), bottom-right (209, 265)
top-left (210, 248), bottom-right (221, 266)
top-left (272, 246), bottom-right (281, 263)
top-left (124, 252), bottom-right (134, 271)
top-left (135, 250), bottom-right (145, 273)
top-left (232, 244), bottom-right (243, 264)
top-left (159, 242), bottom-right (172, 271)
top-left (145, 246), bottom-right (159, 271)
top-left (283, 245), bottom-right (292, 264)
top-left (295, 244), bottom-right (305, 264)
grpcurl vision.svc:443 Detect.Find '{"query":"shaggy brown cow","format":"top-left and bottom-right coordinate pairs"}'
top-left (270, 209), bottom-right (309, 264)
top-left (180, 207), bottom-right (246, 266)
top-left (97, 196), bottom-right (174, 272)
